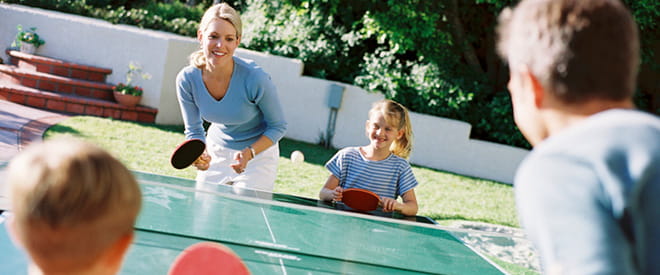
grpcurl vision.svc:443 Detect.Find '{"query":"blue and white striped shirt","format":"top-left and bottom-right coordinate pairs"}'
top-left (325, 147), bottom-right (418, 199)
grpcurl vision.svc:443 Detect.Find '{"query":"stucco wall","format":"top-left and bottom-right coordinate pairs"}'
top-left (0, 4), bottom-right (528, 184)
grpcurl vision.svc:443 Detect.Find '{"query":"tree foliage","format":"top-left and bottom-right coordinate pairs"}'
top-left (240, 0), bottom-right (528, 147)
top-left (5, 0), bottom-right (659, 148)
top-left (241, 0), bottom-right (658, 148)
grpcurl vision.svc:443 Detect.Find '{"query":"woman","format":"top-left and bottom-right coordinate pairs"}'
top-left (176, 3), bottom-right (287, 192)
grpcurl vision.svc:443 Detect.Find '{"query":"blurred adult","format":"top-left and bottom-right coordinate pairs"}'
top-left (497, 0), bottom-right (660, 274)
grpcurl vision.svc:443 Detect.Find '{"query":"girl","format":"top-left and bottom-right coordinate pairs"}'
top-left (319, 99), bottom-right (419, 216)
top-left (176, 3), bottom-right (287, 192)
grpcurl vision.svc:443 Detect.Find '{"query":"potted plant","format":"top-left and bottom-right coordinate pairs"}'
top-left (12, 25), bottom-right (46, 55)
top-left (113, 61), bottom-right (151, 107)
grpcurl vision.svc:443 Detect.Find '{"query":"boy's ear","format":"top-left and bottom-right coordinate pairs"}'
top-left (5, 215), bottom-right (24, 249)
top-left (522, 68), bottom-right (545, 108)
top-left (102, 232), bottom-right (134, 268)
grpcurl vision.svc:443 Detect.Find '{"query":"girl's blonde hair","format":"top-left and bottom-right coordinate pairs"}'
top-left (368, 99), bottom-right (413, 159)
top-left (189, 3), bottom-right (243, 69)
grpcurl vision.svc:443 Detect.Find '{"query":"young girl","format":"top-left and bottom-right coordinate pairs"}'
top-left (319, 99), bottom-right (419, 216)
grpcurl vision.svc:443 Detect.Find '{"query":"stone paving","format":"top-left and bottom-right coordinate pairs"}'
top-left (0, 99), bottom-right (68, 210)
top-left (0, 100), bottom-right (68, 162)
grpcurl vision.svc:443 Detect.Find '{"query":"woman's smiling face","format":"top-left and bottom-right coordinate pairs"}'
top-left (198, 18), bottom-right (240, 68)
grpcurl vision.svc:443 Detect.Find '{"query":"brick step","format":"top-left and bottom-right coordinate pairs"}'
top-left (8, 50), bottom-right (112, 82)
top-left (0, 64), bottom-right (114, 101)
top-left (0, 83), bottom-right (157, 123)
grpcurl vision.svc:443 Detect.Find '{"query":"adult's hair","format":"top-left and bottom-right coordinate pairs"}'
top-left (497, 0), bottom-right (639, 104)
top-left (190, 3), bottom-right (243, 69)
top-left (8, 137), bottom-right (142, 273)
top-left (368, 99), bottom-right (414, 159)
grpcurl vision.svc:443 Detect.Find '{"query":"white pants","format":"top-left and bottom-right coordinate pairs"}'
top-left (196, 139), bottom-right (279, 192)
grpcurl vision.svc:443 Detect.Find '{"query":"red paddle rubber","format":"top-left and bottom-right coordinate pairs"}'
top-left (342, 188), bottom-right (380, 212)
top-left (168, 242), bottom-right (250, 275)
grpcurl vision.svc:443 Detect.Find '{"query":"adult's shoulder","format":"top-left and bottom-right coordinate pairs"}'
top-left (537, 109), bottom-right (660, 157)
top-left (176, 65), bottom-right (201, 82)
top-left (234, 56), bottom-right (270, 81)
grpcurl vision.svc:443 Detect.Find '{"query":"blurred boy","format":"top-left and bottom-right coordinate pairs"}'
top-left (497, 0), bottom-right (660, 274)
top-left (6, 137), bottom-right (142, 275)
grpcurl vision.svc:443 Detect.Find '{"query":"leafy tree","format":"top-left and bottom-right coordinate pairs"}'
top-left (5, 0), bottom-right (658, 148)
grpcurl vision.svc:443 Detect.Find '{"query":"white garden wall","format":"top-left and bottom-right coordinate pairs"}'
top-left (0, 4), bottom-right (528, 184)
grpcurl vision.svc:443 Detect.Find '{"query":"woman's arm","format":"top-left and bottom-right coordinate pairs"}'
top-left (175, 68), bottom-right (206, 141)
top-left (251, 72), bottom-right (287, 144)
top-left (231, 136), bottom-right (274, 173)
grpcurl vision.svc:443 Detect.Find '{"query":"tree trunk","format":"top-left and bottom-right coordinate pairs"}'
top-left (447, 0), bottom-right (484, 76)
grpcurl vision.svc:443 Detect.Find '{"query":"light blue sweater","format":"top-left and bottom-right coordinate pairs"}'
top-left (175, 57), bottom-right (287, 150)
top-left (515, 109), bottom-right (660, 274)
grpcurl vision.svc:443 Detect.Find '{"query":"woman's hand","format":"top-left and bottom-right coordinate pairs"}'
top-left (193, 152), bottom-right (211, 171)
top-left (230, 147), bottom-right (254, 174)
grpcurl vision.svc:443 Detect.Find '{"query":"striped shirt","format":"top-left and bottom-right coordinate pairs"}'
top-left (325, 147), bottom-right (418, 199)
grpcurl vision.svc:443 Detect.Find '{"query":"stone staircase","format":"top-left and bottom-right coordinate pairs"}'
top-left (0, 50), bottom-right (158, 123)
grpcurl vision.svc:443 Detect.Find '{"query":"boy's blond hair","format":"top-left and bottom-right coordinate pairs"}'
top-left (8, 137), bottom-right (141, 273)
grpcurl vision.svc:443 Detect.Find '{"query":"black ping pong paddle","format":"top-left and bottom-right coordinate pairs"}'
top-left (170, 139), bottom-right (206, 169)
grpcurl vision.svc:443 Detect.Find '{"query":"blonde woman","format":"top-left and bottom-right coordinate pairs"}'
top-left (319, 99), bottom-right (419, 216)
top-left (176, 3), bottom-right (287, 192)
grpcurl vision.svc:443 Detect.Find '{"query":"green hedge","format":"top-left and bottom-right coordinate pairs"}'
top-left (4, 0), bottom-right (658, 149)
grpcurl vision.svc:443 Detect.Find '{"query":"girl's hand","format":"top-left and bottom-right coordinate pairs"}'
top-left (332, 187), bottom-right (344, 202)
top-left (230, 148), bottom-right (254, 174)
top-left (380, 198), bottom-right (401, 212)
top-left (193, 152), bottom-right (211, 171)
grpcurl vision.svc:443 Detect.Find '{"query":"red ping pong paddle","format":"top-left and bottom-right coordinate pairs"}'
top-left (170, 139), bottom-right (206, 169)
top-left (341, 188), bottom-right (380, 212)
top-left (168, 242), bottom-right (250, 275)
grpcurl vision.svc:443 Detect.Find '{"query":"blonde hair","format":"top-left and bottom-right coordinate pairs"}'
top-left (497, 0), bottom-right (639, 103)
top-left (190, 3), bottom-right (243, 69)
top-left (8, 137), bottom-right (141, 272)
top-left (368, 99), bottom-right (413, 159)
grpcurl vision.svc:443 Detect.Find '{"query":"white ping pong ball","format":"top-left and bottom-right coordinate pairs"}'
top-left (291, 150), bottom-right (305, 163)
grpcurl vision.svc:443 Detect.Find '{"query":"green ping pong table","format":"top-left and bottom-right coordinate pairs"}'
top-left (0, 169), bottom-right (507, 274)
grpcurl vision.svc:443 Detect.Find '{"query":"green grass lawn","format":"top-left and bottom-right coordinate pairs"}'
top-left (44, 116), bottom-right (539, 274)
top-left (44, 116), bottom-right (519, 227)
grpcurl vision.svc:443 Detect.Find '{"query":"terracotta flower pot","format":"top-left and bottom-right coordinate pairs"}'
top-left (20, 43), bottom-right (37, 55)
top-left (113, 91), bottom-right (142, 107)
